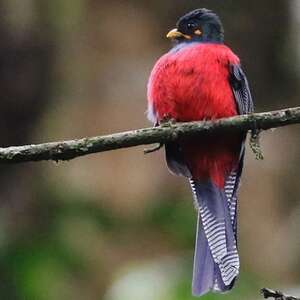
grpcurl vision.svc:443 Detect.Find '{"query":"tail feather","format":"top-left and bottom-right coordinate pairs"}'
top-left (190, 179), bottom-right (239, 296)
top-left (224, 148), bottom-right (245, 239)
top-left (192, 212), bottom-right (215, 296)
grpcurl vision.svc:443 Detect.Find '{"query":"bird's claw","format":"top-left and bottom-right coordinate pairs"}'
top-left (160, 115), bottom-right (176, 127)
top-left (144, 143), bottom-right (163, 154)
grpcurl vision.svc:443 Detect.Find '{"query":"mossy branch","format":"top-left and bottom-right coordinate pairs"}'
top-left (0, 106), bottom-right (299, 164)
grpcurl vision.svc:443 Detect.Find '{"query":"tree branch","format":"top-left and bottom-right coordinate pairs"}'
top-left (261, 288), bottom-right (300, 300)
top-left (0, 106), bottom-right (299, 164)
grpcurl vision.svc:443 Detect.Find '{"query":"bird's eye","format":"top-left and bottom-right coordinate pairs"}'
top-left (187, 23), bottom-right (196, 29)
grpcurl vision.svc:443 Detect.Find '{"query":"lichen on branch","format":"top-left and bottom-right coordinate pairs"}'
top-left (261, 288), bottom-right (300, 300)
top-left (0, 106), bottom-right (299, 164)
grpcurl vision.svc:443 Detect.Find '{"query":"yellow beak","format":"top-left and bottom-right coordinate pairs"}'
top-left (166, 28), bottom-right (191, 40)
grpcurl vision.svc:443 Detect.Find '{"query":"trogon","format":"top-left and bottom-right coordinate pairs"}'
top-left (147, 8), bottom-right (254, 296)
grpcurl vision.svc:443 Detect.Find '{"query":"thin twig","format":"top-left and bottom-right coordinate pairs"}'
top-left (261, 288), bottom-right (300, 300)
top-left (0, 106), bottom-right (299, 164)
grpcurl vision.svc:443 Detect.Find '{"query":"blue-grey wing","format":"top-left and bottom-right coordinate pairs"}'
top-left (230, 64), bottom-right (254, 115)
top-left (226, 64), bottom-right (254, 238)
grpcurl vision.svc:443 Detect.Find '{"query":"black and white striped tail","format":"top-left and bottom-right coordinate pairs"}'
top-left (190, 179), bottom-right (240, 296)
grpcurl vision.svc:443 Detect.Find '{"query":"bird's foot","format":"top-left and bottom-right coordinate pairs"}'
top-left (249, 129), bottom-right (264, 160)
top-left (160, 115), bottom-right (176, 127)
top-left (144, 143), bottom-right (163, 154)
top-left (144, 116), bottom-right (176, 154)
top-left (144, 121), bottom-right (164, 154)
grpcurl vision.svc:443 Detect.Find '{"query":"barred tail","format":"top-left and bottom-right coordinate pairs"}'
top-left (190, 180), bottom-right (239, 296)
top-left (192, 211), bottom-right (215, 295)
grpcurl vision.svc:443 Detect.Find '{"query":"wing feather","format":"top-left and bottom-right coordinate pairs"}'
top-left (226, 64), bottom-right (254, 238)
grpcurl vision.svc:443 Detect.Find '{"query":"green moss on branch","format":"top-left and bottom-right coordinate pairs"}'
top-left (0, 107), bottom-right (299, 164)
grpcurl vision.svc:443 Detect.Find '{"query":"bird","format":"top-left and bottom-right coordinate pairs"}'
top-left (147, 8), bottom-right (254, 296)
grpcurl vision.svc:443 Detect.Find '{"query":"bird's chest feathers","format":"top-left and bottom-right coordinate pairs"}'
top-left (148, 44), bottom-right (239, 122)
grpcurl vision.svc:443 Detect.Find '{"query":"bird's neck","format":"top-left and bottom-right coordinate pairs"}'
top-left (170, 40), bottom-right (224, 53)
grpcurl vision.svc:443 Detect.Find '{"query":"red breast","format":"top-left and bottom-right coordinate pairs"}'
top-left (148, 43), bottom-right (240, 120)
top-left (147, 43), bottom-right (242, 187)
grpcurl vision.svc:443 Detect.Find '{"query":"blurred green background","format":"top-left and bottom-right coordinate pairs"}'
top-left (0, 0), bottom-right (299, 299)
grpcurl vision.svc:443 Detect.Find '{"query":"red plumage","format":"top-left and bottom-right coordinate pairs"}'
top-left (147, 43), bottom-right (242, 187)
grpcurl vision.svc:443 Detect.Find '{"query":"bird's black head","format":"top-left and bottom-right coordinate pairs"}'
top-left (167, 9), bottom-right (224, 44)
